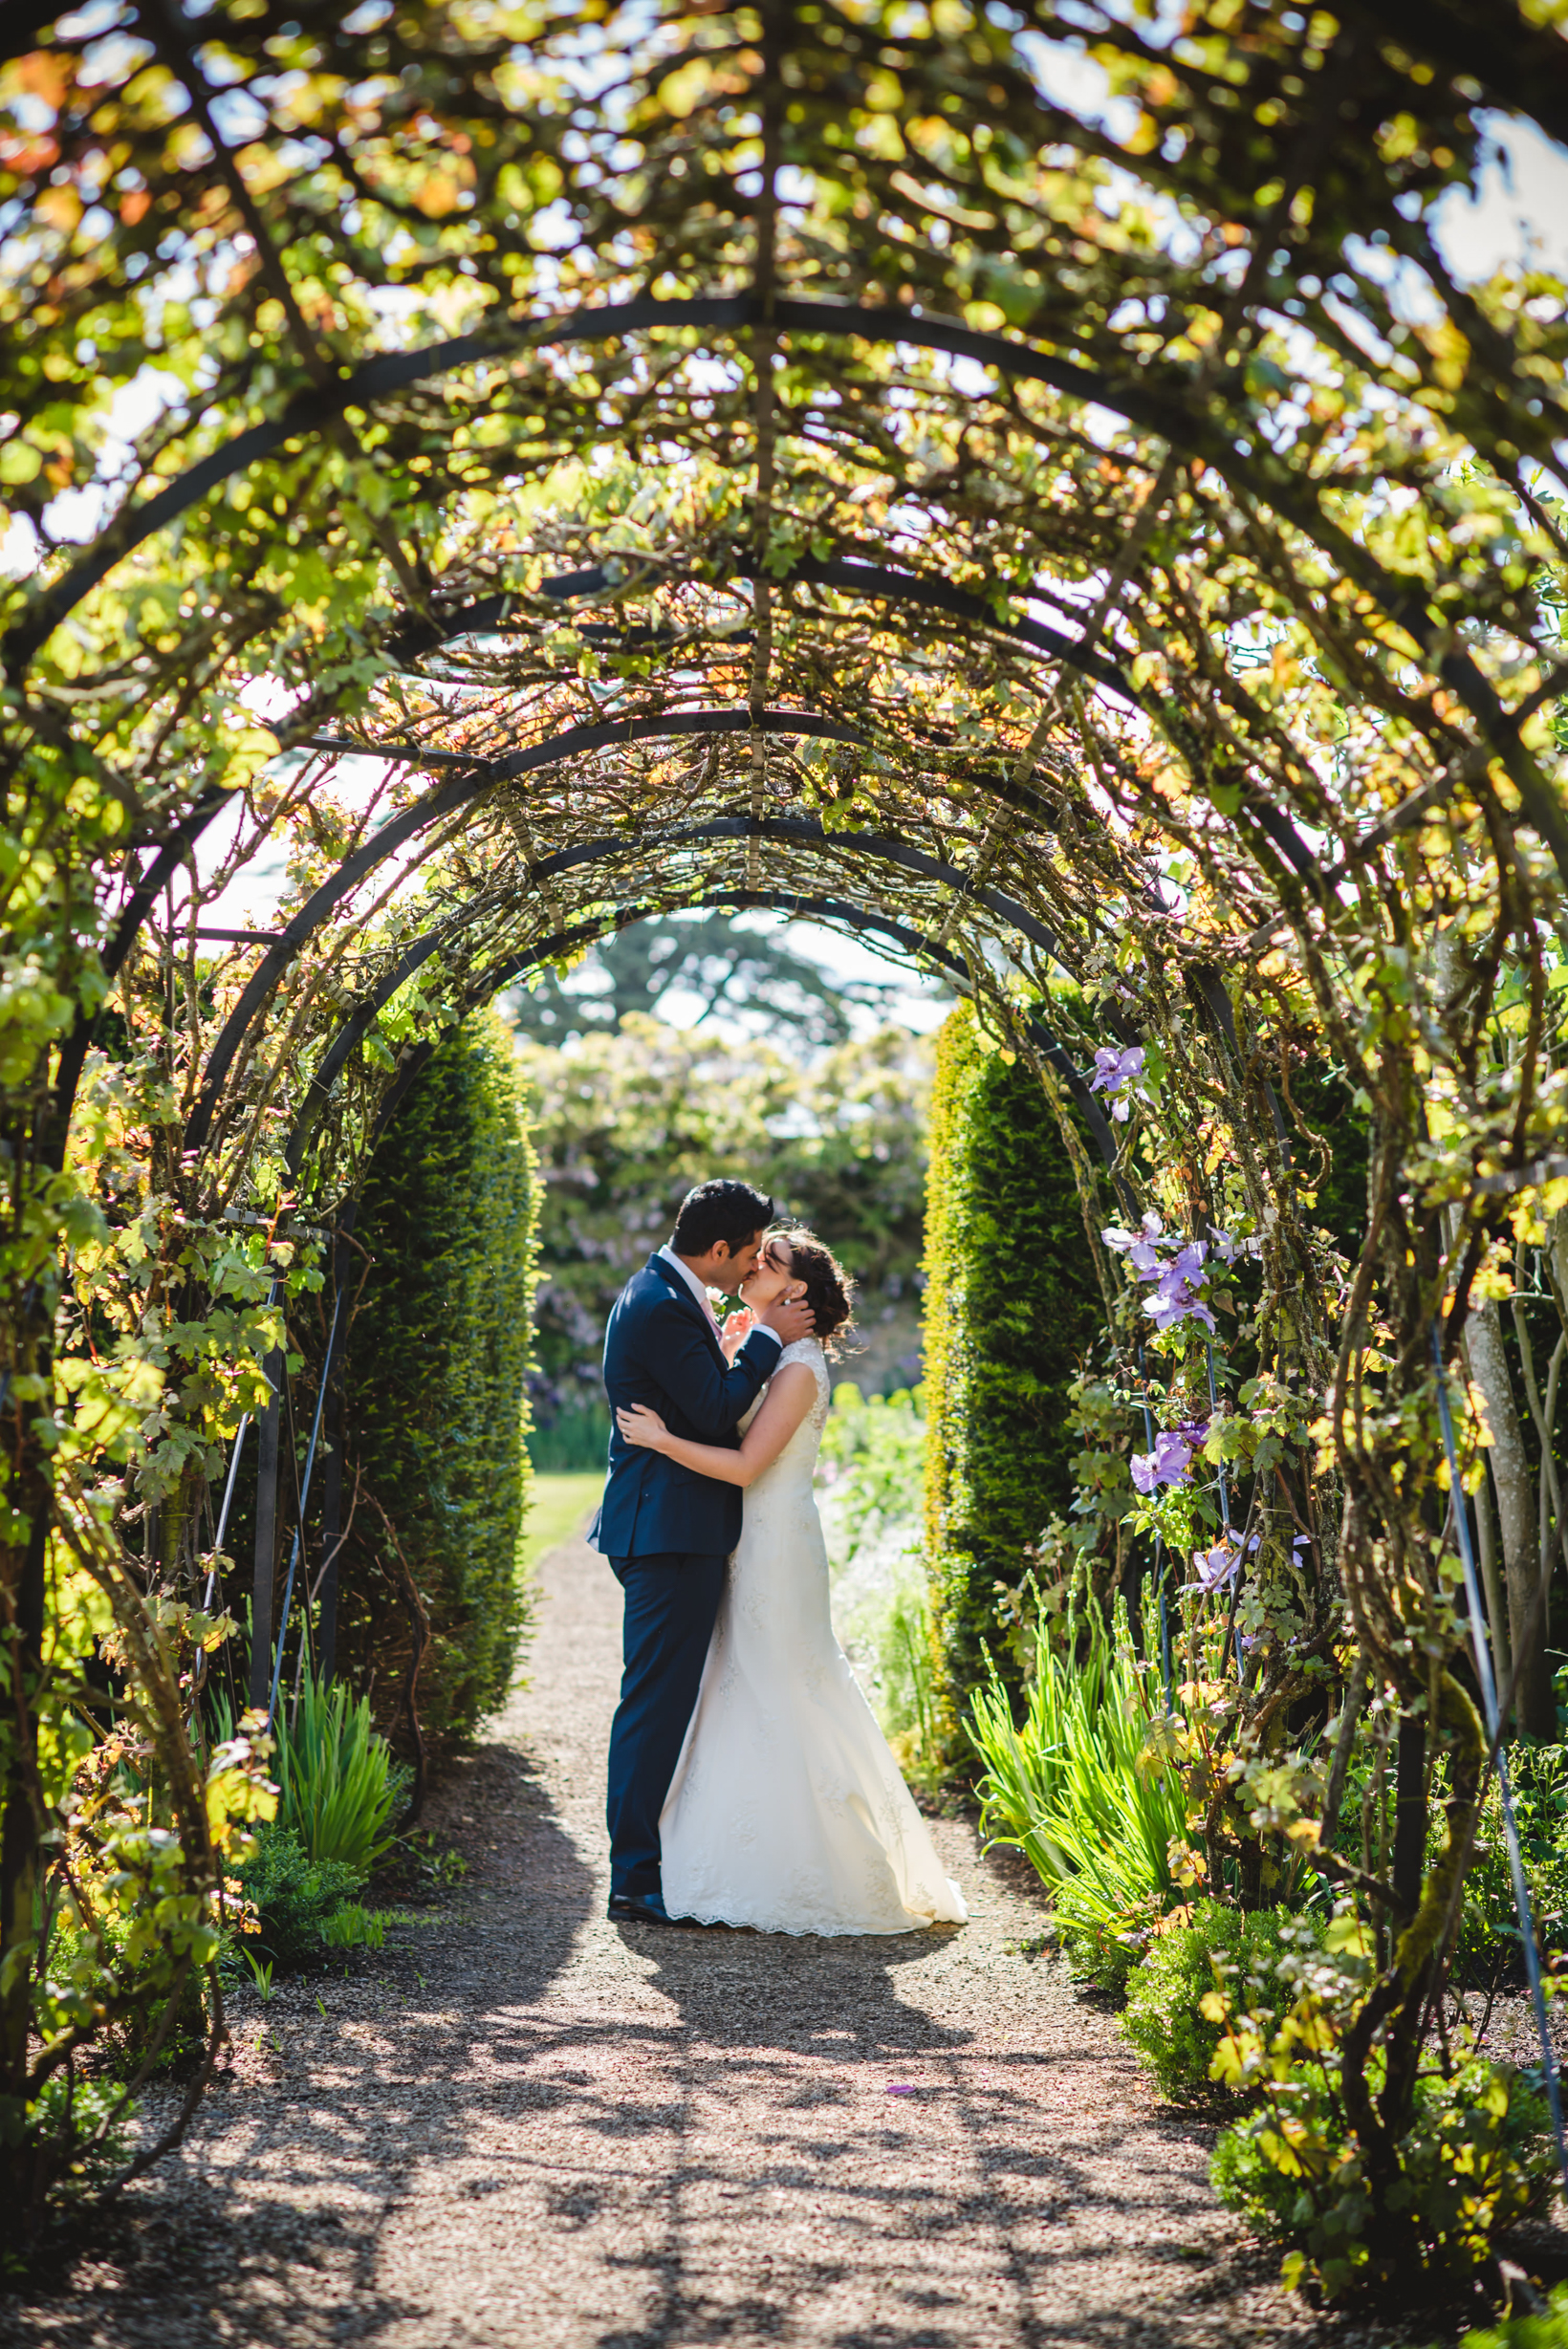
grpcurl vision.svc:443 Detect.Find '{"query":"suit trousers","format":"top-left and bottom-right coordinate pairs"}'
top-left (605, 1550), bottom-right (728, 1899)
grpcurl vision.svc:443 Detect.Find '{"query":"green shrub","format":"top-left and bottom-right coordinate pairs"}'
top-left (234, 1825), bottom-right (364, 1970)
top-left (338, 1011), bottom-right (539, 1753)
top-left (1459, 2282), bottom-right (1568, 2349)
top-left (1208, 1921), bottom-right (1554, 2298)
top-left (923, 1002), bottom-right (1104, 1729)
top-left (528, 1403), bottom-right (612, 1472)
top-left (1449, 1745), bottom-right (1568, 1976)
top-left (969, 1598), bottom-right (1191, 1990)
top-left (1050, 1881), bottom-right (1165, 1996)
top-left (1213, 2056), bottom-right (1551, 2301)
top-left (21, 2077), bottom-right (137, 2204)
top-left (1328, 1736), bottom-right (1568, 1982)
top-left (820, 1383), bottom-right (927, 1555)
top-left (274, 1672), bottom-right (403, 1878)
top-left (1122, 1901), bottom-right (1298, 2101)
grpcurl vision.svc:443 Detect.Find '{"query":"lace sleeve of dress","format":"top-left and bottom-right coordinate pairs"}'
top-left (776, 1337), bottom-right (831, 1398)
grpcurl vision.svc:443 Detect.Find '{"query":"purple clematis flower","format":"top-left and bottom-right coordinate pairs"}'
top-left (1088, 1044), bottom-right (1149, 1123)
top-left (1103, 1216), bottom-right (1219, 1333)
top-left (1101, 1209), bottom-right (1164, 1256)
top-left (1130, 1426), bottom-right (1200, 1494)
top-left (1143, 1241), bottom-right (1216, 1334)
top-left (1194, 1540), bottom-right (1240, 1595)
top-left (1193, 1531), bottom-right (1260, 1594)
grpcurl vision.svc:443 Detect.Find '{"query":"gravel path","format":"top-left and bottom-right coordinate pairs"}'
top-left (6, 1535), bottom-right (1436, 2346)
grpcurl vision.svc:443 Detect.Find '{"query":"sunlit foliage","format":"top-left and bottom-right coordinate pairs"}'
top-left (1, 0), bottom-right (1567, 2267)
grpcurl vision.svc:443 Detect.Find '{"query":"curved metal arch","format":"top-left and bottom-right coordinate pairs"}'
top-left (17, 287), bottom-right (1553, 889)
top-left (406, 550), bottom-right (1321, 882)
top-left (103, 635), bottom-right (1070, 1003)
top-left (392, 550), bottom-right (1130, 702)
top-left (97, 494), bottom-right (1318, 1014)
top-left (183, 706), bottom-right (867, 1148)
top-left (278, 812), bottom-right (1123, 1172)
top-left (333, 885), bottom-right (1122, 1194)
top-left (4, 293), bottom-right (1165, 677)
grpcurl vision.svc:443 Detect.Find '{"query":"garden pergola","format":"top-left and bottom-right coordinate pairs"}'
top-left (4, 0), bottom-right (1568, 2252)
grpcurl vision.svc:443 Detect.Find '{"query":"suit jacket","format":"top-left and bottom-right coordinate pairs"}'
top-left (590, 1253), bottom-right (782, 1558)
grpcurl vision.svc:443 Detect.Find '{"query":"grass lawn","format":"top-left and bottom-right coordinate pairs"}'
top-left (521, 1470), bottom-right (603, 1571)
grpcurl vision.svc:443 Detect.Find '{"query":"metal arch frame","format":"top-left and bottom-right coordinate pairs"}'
top-left (395, 550), bottom-right (1130, 700)
top-left (400, 548), bottom-right (1322, 881)
top-left (3, 292), bottom-right (1187, 678)
top-left (77, 474), bottom-right (1318, 1126)
top-left (278, 812), bottom-right (1122, 1175)
top-left (184, 707), bottom-right (855, 1148)
top-left (99, 537), bottom-right (1144, 1006)
top-left (183, 705), bottom-right (1137, 1154)
top-left (10, 285), bottom-right (1546, 887)
top-left (32, 274), bottom-right (1297, 1159)
top-left (340, 884), bottom-right (1125, 1185)
top-left (99, 528), bottom-right (1314, 1021)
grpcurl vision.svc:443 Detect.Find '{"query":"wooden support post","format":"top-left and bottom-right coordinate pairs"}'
top-left (1392, 1714), bottom-right (1426, 1924)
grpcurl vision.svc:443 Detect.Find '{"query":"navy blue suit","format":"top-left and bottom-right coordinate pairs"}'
top-left (592, 1254), bottom-right (781, 1900)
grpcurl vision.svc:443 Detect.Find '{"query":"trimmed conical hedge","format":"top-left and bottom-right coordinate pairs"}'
top-left (923, 1003), bottom-right (1103, 1735)
top-left (334, 1012), bottom-right (539, 1753)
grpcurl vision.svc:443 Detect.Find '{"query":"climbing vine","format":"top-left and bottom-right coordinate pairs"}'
top-left (0, 0), bottom-right (1566, 2276)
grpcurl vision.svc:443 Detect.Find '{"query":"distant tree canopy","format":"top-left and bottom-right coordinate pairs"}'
top-left (508, 912), bottom-right (913, 1048)
top-left (515, 1014), bottom-right (931, 1461)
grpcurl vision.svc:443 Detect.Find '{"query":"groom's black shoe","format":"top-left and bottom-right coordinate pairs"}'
top-left (608, 1889), bottom-right (698, 1928)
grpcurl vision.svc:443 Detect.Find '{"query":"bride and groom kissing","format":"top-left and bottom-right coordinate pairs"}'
top-left (590, 1178), bottom-right (967, 1937)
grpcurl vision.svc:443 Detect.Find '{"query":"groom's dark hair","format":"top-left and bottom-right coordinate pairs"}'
top-left (672, 1179), bottom-right (775, 1259)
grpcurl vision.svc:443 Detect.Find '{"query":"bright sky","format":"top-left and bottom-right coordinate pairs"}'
top-left (651, 914), bottom-right (953, 1040)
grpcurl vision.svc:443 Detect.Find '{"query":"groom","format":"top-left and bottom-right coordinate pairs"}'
top-left (592, 1179), bottom-right (815, 1926)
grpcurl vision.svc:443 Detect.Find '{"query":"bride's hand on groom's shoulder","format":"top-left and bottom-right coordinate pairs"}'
top-left (617, 1403), bottom-right (670, 1451)
top-left (720, 1306), bottom-right (753, 1359)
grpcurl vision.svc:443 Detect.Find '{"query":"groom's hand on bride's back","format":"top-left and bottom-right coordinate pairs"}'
top-left (756, 1292), bottom-right (815, 1344)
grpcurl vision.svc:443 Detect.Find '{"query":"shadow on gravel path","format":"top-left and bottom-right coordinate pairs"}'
top-left (2, 1532), bottom-right (1412, 2349)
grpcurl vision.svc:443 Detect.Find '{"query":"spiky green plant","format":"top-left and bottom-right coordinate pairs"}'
top-left (968, 1601), bottom-right (1188, 1965)
top-left (272, 1675), bottom-right (403, 1881)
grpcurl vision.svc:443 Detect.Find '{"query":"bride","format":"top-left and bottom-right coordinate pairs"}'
top-left (615, 1227), bottom-right (967, 1937)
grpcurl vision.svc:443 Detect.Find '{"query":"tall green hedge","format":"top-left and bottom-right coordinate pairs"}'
top-left (335, 1012), bottom-right (539, 1754)
top-left (923, 1002), bottom-right (1103, 1737)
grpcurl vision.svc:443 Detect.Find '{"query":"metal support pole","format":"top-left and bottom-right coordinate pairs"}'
top-left (1206, 1338), bottom-right (1230, 1534)
top-left (248, 1343), bottom-right (282, 1710)
top-left (203, 1272), bottom-right (282, 1616)
top-left (1134, 1348), bottom-right (1173, 1703)
top-left (316, 1215), bottom-right (355, 1683)
top-left (203, 1415), bottom-right (249, 1614)
top-left (316, 1378), bottom-right (345, 1683)
top-left (1432, 1322), bottom-right (1568, 2191)
top-left (1205, 1337), bottom-right (1245, 1677)
top-left (268, 1283), bottom-right (347, 1721)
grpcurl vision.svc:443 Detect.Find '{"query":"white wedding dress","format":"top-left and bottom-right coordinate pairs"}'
top-left (660, 1338), bottom-right (968, 1935)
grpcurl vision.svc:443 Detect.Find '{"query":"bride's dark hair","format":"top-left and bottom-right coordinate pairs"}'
top-left (763, 1227), bottom-right (857, 1359)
